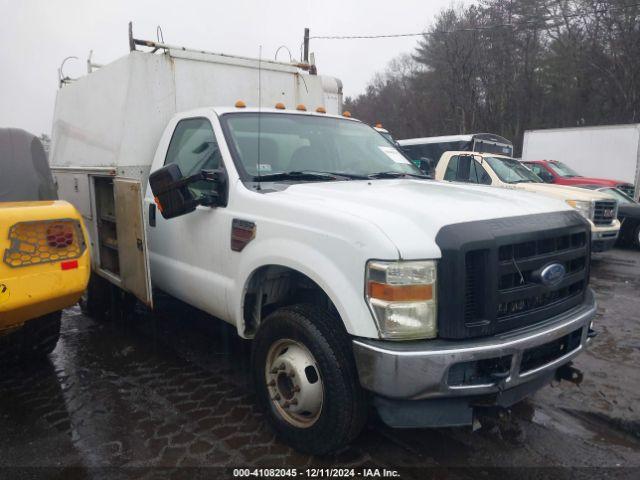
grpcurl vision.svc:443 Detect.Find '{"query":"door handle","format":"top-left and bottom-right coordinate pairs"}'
top-left (149, 203), bottom-right (156, 227)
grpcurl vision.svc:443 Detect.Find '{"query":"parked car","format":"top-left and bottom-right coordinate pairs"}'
top-left (522, 125), bottom-right (640, 200)
top-left (575, 185), bottom-right (640, 249)
top-left (50, 32), bottom-right (598, 455)
top-left (0, 128), bottom-right (90, 361)
top-left (432, 151), bottom-right (621, 252)
top-left (521, 159), bottom-right (634, 197)
top-left (399, 133), bottom-right (514, 178)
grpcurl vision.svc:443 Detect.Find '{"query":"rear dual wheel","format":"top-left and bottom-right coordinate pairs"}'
top-left (80, 273), bottom-right (136, 320)
top-left (252, 304), bottom-right (367, 455)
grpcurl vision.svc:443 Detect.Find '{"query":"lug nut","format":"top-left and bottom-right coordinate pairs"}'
top-left (267, 380), bottom-right (276, 387)
top-left (292, 386), bottom-right (300, 392)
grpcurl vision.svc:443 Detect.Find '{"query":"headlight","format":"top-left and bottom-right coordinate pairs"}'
top-left (566, 199), bottom-right (594, 220)
top-left (365, 260), bottom-right (437, 340)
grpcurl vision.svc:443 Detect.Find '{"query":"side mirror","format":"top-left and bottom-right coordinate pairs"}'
top-left (149, 164), bottom-right (227, 219)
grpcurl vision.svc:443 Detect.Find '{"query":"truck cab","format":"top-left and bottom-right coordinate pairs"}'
top-left (522, 159), bottom-right (635, 198)
top-left (142, 109), bottom-right (598, 452)
top-left (435, 152), bottom-right (621, 252)
top-left (0, 128), bottom-right (90, 361)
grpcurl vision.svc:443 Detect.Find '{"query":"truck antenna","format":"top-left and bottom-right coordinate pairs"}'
top-left (257, 45), bottom-right (262, 191)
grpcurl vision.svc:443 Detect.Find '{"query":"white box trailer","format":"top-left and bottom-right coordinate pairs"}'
top-left (522, 124), bottom-right (640, 200)
top-left (49, 40), bottom-right (343, 306)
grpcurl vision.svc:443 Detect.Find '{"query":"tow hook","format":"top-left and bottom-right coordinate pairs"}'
top-left (555, 362), bottom-right (583, 385)
top-left (587, 328), bottom-right (597, 339)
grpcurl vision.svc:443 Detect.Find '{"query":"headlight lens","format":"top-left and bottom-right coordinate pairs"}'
top-left (366, 260), bottom-right (437, 340)
top-left (566, 199), bottom-right (594, 220)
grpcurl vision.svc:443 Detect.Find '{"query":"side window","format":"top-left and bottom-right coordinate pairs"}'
top-left (443, 156), bottom-right (459, 181)
top-left (400, 145), bottom-right (419, 161)
top-left (528, 164), bottom-right (542, 175)
top-left (529, 164), bottom-right (553, 183)
top-left (456, 156), bottom-right (472, 181)
top-left (470, 159), bottom-right (492, 185)
top-left (165, 118), bottom-right (222, 196)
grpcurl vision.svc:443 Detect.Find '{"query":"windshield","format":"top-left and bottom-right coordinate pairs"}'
top-left (600, 187), bottom-right (635, 204)
top-left (547, 161), bottom-right (580, 178)
top-left (485, 156), bottom-right (543, 184)
top-left (221, 113), bottom-right (422, 181)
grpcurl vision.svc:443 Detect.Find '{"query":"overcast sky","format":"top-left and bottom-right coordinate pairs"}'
top-left (0, 0), bottom-right (460, 135)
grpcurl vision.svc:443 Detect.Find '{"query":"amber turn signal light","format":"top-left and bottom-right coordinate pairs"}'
top-left (368, 282), bottom-right (433, 302)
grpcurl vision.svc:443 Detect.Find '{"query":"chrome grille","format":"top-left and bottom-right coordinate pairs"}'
top-left (593, 200), bottom-right (618, 225)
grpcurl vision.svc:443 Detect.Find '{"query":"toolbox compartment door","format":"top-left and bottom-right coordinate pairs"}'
top-left (114, 178), bottom-right (153, 307)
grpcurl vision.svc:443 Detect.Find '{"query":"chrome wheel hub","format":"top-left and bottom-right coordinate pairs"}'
top-left (265, 339), bottom-right (323, 428)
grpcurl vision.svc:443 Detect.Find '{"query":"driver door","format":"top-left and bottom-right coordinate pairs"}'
top-left (144, 116), bottom-right (229, 320)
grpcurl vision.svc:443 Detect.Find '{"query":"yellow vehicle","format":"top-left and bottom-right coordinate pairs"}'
top-left (0, 128), bottom-right (90, 360)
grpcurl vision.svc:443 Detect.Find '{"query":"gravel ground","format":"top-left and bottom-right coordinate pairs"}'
top-left (0, 247), bottom-right (638, 479)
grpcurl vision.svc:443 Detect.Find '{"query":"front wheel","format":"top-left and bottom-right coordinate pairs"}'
top-left (252, 304), bottom-right (368, 455)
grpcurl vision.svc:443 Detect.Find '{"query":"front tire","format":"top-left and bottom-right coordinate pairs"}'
top-left (252, 304), bottom-right (367, 455)
top-left (633, 224), bottom-right (640, 249)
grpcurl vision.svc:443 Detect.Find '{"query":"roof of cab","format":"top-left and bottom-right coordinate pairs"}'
top-left (210, 107), bottom-right (362, 122)
top-left (398, 133), bottom-right (512, 146)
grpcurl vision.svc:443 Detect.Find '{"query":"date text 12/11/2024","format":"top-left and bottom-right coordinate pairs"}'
top-left (233, 468), bottom-right (401, 478)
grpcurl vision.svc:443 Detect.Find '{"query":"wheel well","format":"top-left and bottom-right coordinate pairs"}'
top-left (242, 265), bottom-right (337, 337)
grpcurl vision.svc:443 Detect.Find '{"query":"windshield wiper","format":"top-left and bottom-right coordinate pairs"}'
top-left (254, 170), bottom-right (367, 182)
top-left (368, 171), bottom-right (430, 179)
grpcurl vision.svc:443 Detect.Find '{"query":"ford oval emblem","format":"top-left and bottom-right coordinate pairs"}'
top-left (540, 263), bottom-right (566, 286)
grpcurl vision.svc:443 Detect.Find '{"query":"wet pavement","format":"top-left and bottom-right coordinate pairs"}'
top-left (1, 248), bottom-right (639, 479)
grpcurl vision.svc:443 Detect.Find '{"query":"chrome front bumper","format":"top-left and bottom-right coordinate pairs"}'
top-left (353, 289), bottom-right (596, 400)
top-left (591, 230), bottom-right (618, 252)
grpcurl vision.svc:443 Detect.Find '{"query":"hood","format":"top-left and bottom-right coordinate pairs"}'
top-left (562, 177), bottom-right (631, 187)
top-left (278, 179), bottom-right (573, 259)
top-left (619, 203), bottom-right (640, 219)
top-left (514, 182), bottom-right (614, 202)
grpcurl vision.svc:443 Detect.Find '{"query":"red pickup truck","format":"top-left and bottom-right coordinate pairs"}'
top-left (522, 160), bottom-right (635, 198)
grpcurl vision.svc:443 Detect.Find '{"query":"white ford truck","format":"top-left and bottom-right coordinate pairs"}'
top-left (50, 34), bottom-right (597, 454)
